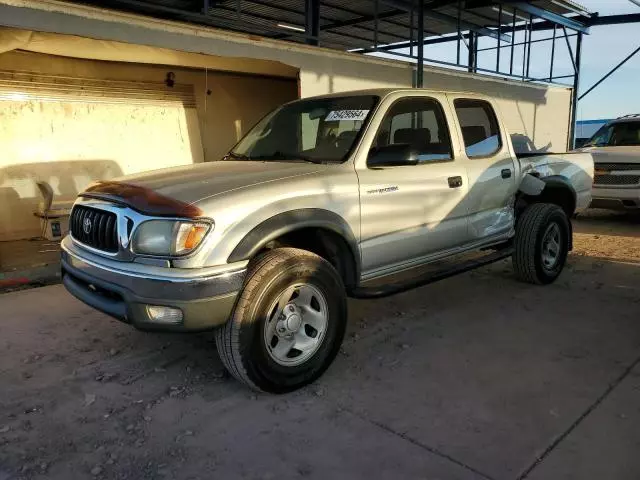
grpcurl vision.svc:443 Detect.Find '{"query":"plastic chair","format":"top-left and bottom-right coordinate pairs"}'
top-left (34, 181), bottom-right (73, 239)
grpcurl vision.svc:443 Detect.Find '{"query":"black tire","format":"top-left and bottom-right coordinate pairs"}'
top-left (215, 248), bottom-right (347, 393)
top-left (513, 203), bottom-right (570, 285)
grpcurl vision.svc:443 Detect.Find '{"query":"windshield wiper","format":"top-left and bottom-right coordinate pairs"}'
top-left (247, 151), bottom-right (324, 164)
top-left (227, 150), bottom-right (324, 164)
top-left (225, 151), bottom-right (250, 160)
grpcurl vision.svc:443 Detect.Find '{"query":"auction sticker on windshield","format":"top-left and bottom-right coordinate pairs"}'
top-left (325, 110), bottom-right (370, 121)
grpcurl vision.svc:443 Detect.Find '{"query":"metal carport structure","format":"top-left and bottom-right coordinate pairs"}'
top-left (60, 0), bottom-right (640, 145)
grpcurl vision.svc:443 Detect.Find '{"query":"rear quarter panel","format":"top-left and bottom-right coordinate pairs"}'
top-left (519, 153), bottom-right (594, 212)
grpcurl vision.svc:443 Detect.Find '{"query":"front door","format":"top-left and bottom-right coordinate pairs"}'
top-left (356, 94), bottom-right (470, 278)
top-left (449, 96), bottom-right (517, 243)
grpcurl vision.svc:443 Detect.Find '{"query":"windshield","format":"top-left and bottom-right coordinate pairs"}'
top-left (229, 95), bottom-right (379, 163)
top-left (585, 121), bottom-right (640, 147)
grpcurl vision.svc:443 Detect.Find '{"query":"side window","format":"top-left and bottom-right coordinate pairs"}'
top-left (373, 97), bottom-right (453, 163)
top-left (453, 99), bottom-right (502, 158)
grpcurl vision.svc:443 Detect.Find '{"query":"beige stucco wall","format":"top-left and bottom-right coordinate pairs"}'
top-left (0, 50), bottom-right (297, 240)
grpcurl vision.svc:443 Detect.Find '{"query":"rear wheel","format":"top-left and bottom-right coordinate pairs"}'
top-left (215, 248), bottom-right (347, 393)
top-left (513, 203), bottom-right (570, 285)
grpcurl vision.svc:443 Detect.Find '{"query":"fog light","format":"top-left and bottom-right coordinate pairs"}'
top-left (146, 305), bottom-right (183, 324)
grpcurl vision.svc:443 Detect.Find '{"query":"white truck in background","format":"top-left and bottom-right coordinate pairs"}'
top-left (577, 114), bottom-right (640, 210)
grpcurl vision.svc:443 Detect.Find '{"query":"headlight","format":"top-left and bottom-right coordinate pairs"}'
top-left (132, 220), bottom-right (211, 256)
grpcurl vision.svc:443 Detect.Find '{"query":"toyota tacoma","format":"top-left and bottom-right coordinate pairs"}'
top-left (62, 89), bottom-right (594, 393)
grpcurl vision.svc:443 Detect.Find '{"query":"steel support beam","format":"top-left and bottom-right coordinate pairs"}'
top-left (511, 2), bottom-right (589, 33)
top-left (521, 16), bottom-right (528, 79)
top-left (569, 32), bottom-right (583, 149)
top-left (496, 3), bottom-right (502, 72)
top-left (456, 0), bottom-right (462, 64)
top-left (587, 13), bottom-right (640, 26)
top-left (509, 7), bottom-right (516, 75)
top-left (468, 31), bottom-right (477, 73)
top-left (563, 27), bottom-right (577, 73)
top-left (509, 13), bottom-right (640, 31)
top-left (305, 0), bottom-right (320, 45)
top-left (351, 33), bottom-right (463, 54)
top-left (374, 0), bottom-right (379, 47)
top-left (525, 14), bottom-right (532, 78)
top-left (416, 0), bottom-right (425, 88)
top-left (549, 25), bottom-right (557, 82)
top-left (579, 44), bottom-right (640, 100)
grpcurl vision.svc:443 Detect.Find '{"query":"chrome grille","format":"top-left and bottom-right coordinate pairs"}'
top-left (70, 205), bottom-right (118, 253)
top-left (594, 163), bottom-right (639, 171)
top-left (594, 163), bottom-right (640, 186)
top-left (594, 174), bottom-right (640, 186)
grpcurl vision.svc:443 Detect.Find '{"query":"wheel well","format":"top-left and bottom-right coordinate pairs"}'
top-left (517, 184), bottom-right (576, 218)
top-left (258, 227), bottom-right (359, 289)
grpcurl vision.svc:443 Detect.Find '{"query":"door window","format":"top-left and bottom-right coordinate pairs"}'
top-left (454, 99), bottom-right (502, 158)
top-left (372, 97), bottom-right (453, 164)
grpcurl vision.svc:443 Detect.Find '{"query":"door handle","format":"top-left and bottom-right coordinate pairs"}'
top-left (448, 176), bottom-right (463, 188)
top-left (501, 168), bottom-right (512, 179)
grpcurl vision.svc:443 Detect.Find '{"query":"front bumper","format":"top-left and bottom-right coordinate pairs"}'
top-left (61, 236), bottom-right (247, 331)
top-left (591, 187), bottom-right (640, 210)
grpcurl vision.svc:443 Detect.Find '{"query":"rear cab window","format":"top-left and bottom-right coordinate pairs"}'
top-left (453, 99), bottom-right (502, 158)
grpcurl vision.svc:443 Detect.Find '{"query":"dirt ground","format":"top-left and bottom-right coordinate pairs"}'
top-left (0, 210), bottom-right (639, 480)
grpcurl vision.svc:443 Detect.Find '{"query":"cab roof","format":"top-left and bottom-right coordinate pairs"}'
top-left (295, 88), bottom-right (489, 101)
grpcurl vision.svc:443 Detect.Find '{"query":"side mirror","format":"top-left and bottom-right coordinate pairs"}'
top-left (367, 144), bottom-right (419, 167)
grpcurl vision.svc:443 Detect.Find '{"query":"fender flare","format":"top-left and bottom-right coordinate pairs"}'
top-left (540, 175), bottom-right (577, 202)
top-left (227, 208), bottom-right (360, 276)
top-left (518, 174), bottom-right (577, 207)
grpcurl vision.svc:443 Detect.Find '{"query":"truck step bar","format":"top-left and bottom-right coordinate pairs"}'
top-left (350, 247), bottom-right (514, 299)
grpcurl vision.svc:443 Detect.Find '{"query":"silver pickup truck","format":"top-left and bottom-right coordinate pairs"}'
top-left (62, 89), bottom-right (593, 393)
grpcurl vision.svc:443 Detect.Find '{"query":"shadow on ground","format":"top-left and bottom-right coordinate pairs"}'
top-left (574, 209), bottom-right (639, 237)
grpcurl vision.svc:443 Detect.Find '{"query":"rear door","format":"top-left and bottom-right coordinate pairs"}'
top-left (448, 96), bottom-right (518, 243)
top-left (356, 93), bottom-right (470, 277)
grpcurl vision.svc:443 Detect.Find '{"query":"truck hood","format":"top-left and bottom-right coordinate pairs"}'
top-left (579, 146), bottom-right (640, 164)
top-left (106, 160), bottom-right (321, 205)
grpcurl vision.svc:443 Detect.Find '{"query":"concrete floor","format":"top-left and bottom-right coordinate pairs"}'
top-left (0, 211), bottom-right (639, 480)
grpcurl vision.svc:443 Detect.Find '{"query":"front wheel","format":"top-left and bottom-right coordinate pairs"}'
top-left (513, 203), bottom-right (571, 285)
top-left (215, 248), bottom-right (347, 393)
